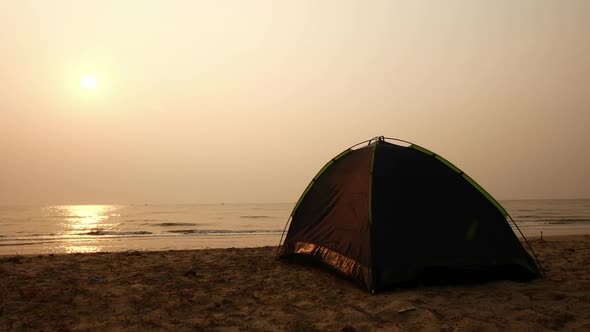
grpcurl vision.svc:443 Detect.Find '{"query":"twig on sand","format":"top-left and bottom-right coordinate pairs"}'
top-left (398, 306), bottom-right (418, 314)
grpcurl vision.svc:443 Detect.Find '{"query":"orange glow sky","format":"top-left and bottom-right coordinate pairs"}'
top-left (1, 1), bottom-right (589, 204)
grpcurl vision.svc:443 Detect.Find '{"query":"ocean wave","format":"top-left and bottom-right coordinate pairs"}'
top-left (168, 229), bottom-right (202, 234)
top-left (152, 222), bottom-right (201, 227)
top-left (167, 229), bottom-right (282, 235)
top-left (517, 218), bottom-right (590, 224)
top-left (79, 230), bottom-right (153, 236)
top-left (0, 241), bottom-right (46, 247)
top-left (544, 219), bottom-right (590, 224)
top-left (240, 215), bottom-right (273, 219)
top-left (516, 214), bottom-right (587, 218)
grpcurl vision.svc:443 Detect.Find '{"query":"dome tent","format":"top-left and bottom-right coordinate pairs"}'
top-left (278, 136), bottom-right (542, 292)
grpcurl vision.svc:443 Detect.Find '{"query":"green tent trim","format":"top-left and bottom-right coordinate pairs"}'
top-left (409, 144), bottom-right (508, 217)
top-left (290, 148), bottom-right (352, 217)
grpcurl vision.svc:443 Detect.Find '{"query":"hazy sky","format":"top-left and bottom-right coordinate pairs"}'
top-left (1, 0), bottom-right (589, 204)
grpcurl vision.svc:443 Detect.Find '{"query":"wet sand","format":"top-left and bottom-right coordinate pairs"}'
top-left (1, 235), bottom-right (590, 331)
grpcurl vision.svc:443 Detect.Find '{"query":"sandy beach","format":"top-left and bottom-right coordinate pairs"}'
top-left (1, 235), bottom-right (589, 331)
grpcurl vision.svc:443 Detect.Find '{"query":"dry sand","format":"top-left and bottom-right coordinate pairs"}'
top-left (1, 235), bottom-right (590, 331)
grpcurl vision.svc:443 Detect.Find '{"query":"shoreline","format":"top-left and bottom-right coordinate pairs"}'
top-left (2, 223), bottom-right (590, 257)
top-left (514, 224), bottom-right (590, 238)
top-left (0, 233), bottom-right (284, 257)
top-left (0, 233), bottom-right (585, 258)
top-left (2, 235), bottom-right (590, 330)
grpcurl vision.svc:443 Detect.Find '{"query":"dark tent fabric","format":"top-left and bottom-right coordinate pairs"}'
top-left (278, 137), bottom-right (541, 292)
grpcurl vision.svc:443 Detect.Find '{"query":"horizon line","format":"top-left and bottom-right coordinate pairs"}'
top-left (1, 197), bottom-right (589, 207)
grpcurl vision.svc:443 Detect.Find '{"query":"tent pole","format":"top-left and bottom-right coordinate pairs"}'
top-left (508, 215), bottom-right (546, 277)
top-left (275, 216), bottom-right (292, 259)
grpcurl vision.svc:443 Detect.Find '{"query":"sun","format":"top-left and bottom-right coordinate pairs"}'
top-left (80, 75), bottom-right (98, 90)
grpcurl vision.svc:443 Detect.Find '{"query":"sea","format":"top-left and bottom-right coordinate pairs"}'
top-left (1, 199), bottom-right (589, 255)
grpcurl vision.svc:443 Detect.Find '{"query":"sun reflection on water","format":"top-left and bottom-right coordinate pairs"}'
top-left (63, 205), bottom-right (112, 231)
top-left (51, 205), bottom-right (119, 253)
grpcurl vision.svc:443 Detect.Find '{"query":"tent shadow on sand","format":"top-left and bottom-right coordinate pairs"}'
top-left (278, 136), bottom-right (543, 293)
